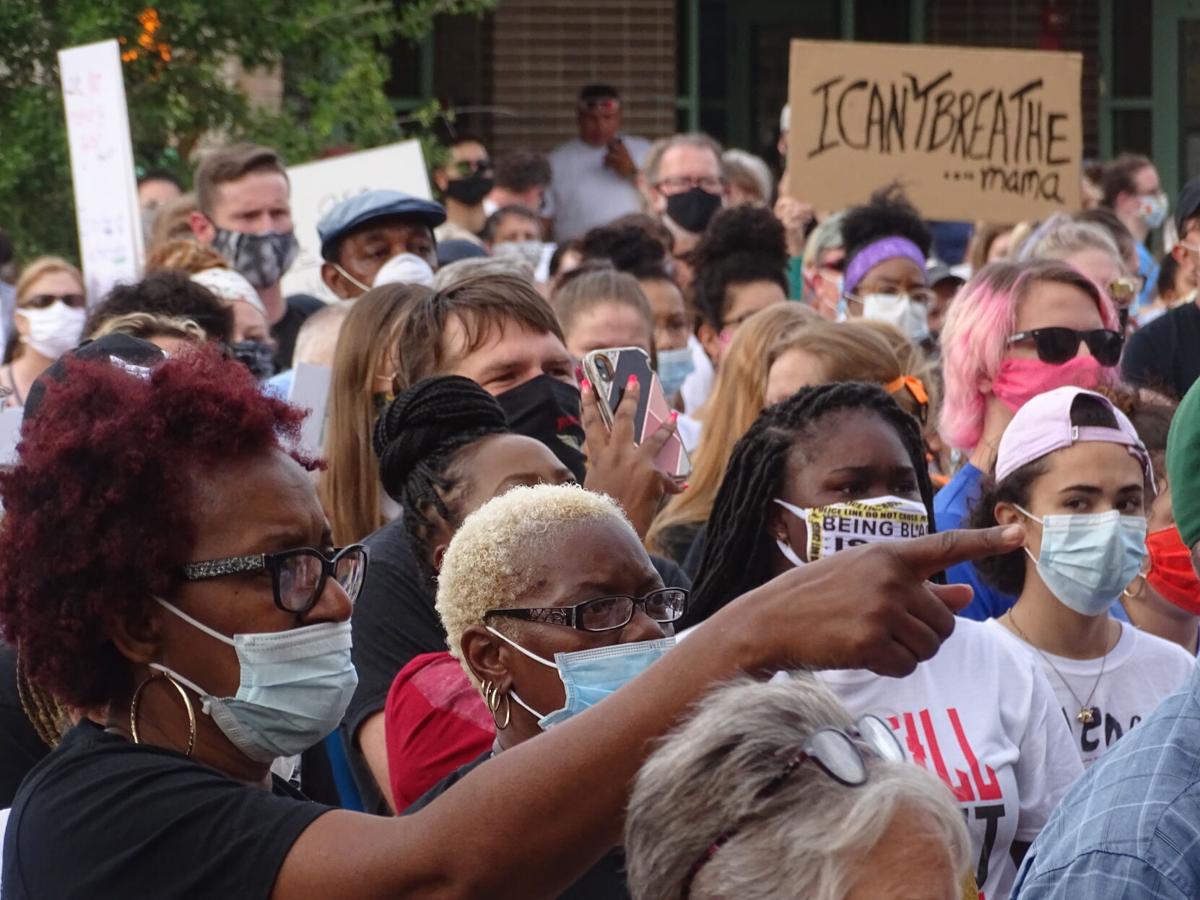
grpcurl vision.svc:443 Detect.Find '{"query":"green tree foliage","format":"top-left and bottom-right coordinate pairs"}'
top-left (0, 0), bottom-right (494, 260)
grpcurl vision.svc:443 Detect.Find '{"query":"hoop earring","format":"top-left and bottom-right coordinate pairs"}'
top-left (131, 672), bottom-right (196, 758)
top-left (482, 681), bottom-right (512, 730)
top-left (1122, 572), bottom-right (1147, 601)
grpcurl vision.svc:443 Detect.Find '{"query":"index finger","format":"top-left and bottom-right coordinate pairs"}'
top-left (889, 526), bottom-right (1024, 581)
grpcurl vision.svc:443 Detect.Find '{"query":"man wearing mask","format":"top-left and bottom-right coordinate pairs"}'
top-left (1102, 153), bottom-right (1166, 314)
top-left (432, 137), bottom-right (493, 246)
top-left (188, 143), bottom-right (319, 371)
top-left (485, 150), bottom-right (552, 221)
top-left (548, 85), bottom-right (651, 243)
top-left (1123, 178), bottom-right (1200, 399)
top-left (640, 133), bottom-right (728, 286)
top-left (317, 190), bottom-right (445, 300)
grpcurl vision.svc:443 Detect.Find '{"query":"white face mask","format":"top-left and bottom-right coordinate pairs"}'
top-left (18, 301), bottom-right (86, 360)
top-left (861, 293), bottom-right (930, 342)
top-left (775, 495), bottom-right (930, 565)
top-left (373, 252), bottom-right (435, 288)
top-left (492, 240), bottom-right (544, 272)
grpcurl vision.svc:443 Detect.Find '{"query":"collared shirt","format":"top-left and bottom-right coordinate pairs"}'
top-left (1011, 664), bottom-right (1200, 899)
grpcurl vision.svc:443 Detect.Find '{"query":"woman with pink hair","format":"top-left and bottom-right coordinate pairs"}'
top-left (936, 259), bottom-right (1121, 620)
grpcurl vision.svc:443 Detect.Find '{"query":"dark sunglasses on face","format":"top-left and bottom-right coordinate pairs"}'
top-left (484, 587), bottom-right (688, 633)
top-left (180, 544), bottom-right (369, 615)
top-left (454, 159), bottom-right (492, 177)
top-left (1006, 326), bottom-right (1124, 367)
top-left (22, 293), bottom-right (86, 310)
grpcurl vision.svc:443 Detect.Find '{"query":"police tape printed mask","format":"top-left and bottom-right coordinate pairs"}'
top-left (774, 495), bottom-right (930, 566)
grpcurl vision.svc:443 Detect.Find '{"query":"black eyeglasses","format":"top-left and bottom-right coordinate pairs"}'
top-left (23, 293), bottom-right (86, 310)
top-left (680, 715), bottom-right (904, 899)
top-left (485, 587), bottom-right (688, 633)
top-left (1007, 327), bottom-right (1124, 367)
top-left (181, 544), bottom-right (369, 614)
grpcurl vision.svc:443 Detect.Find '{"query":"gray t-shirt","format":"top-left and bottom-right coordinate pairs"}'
top-left (548, 136), bottom-right (650, 242)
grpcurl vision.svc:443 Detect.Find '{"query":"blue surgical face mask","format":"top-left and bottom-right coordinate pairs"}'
top-left (152, 598), bottom-right (358, 763)
top-left (1016, 506), bottom-right (1148, 617)
top-left (656, 346), bottom-right (695, 397)
top-left (486, 626), bottom-right (674, 730)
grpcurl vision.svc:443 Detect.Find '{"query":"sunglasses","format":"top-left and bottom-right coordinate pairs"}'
top-left (1007, 327), bottom-right (1124, 367)
top-left (181, 544), bottom-right (369, 615)
top-left (23, 293), bottom-right (86, 310)
top-left (680, 715), bottom-right (904, 899)
top-left (579, 98), bottom-right (621, 113)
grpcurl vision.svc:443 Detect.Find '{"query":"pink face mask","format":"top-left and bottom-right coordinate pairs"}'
top-left (991, 355), bottom-right (1103, 413)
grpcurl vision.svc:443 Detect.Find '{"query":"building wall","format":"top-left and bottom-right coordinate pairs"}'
top-left (488, 0), bottom-right (677, 153)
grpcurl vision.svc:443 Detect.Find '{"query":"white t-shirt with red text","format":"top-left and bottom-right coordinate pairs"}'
top-left (984, 618), bottom-right (1195, 769)
top-left (815, 618), bottom-right (1083, 900)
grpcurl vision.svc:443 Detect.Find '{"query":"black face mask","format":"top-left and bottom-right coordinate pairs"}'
top-left (494, 374), bottom-right (587, 481)
top-left (665, 186), bottom-right (723, 234)
top-left (229, 340), bottom-right (276, 381)
top-left (445, 171), bottom-right (494, 207)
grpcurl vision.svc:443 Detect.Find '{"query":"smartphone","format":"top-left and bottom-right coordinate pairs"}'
top-left (582, 347), bottom-right (691, 482)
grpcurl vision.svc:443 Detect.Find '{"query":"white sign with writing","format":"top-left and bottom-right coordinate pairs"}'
top-left (58, 39), bottom-right (144, 303)
top-left (282, 141), bottom-right (432, 302)
top-left (289, 363), bottom-right (333, 458)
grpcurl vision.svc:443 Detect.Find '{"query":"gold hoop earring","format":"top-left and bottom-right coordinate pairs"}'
top-left (491, 691), bottom-right (512, 730)
top-left (131, 671), bottom-right (196, 758)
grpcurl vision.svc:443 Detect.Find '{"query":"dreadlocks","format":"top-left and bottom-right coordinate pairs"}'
top-left (373, 375), bottom-right (509, 580)
top-left (685, 382), bottom-right (935, 627)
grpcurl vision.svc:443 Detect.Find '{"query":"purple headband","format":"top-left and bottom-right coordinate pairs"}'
top-left (843, 236), bottom-right (926, 296)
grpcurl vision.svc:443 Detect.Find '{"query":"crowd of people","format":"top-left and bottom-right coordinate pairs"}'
top-left (3, 81), bottom-right (1200, 898)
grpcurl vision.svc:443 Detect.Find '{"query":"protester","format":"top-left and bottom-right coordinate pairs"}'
top-left (1137, 253), bottom-right (1186, 324)
top-left (190, 267), bottom-right (276, 379)
top-left (266, 301), bottom-right (351, 399)
top-left (1122, 177), bottom-right (1200, 398)
top-left (1101, 153), bottom-right (1165, 312)
top-left (317, 190), bottom-right (443, 299)
top-left (0, 338), bottom-right (1021, 898)
top-left (640, 133), bottom-right (727, 263)
top-left (187, 143), bottom-right (320, 369)
top-left (647, 303), bottom-right (816, 565)
top-left (925, 262), bottom-right (966, 338)
top-left (691, 205), bottom-right (788, 369)
top-left (481, 206), bottom-right (544, 275)
top-left (2, 257), bottom-right (86, 407)
top-left (550, 265), bottom-right (654, 360)
top-left (722, 149), bottom-right (774, 207)
top-left (1078, 206), bottom-right (1140, 277)
top-left (85, 270), bottom-right (234, 346)
top-left (548, 85), bottom-right (650, 242)
top-left (625, 676), bottom-right (973, 900)
top-left (91, 312), bottom-right (206, 355)
top-left (937, 260), bottom-right (1121, 619)
top-left (319, 283), bottom-right (427, 546)
top-left (146, 191), bottom-right (199, 256)
top-left (372, 377), bottom-right (574, 809)
top-left (969, 388), bottom-right (1193, 767)
top-left (966, 221), bottom-right (1017, 273)
top-left (840, 185), bottom-right (934, 346)
top-left (800, 212), bottom-right (846, 318)
top-left (345, 273), bottom-right (687, 809)
top-left (486, 149), bottom-right (552, 218)
top-left (137, 169), bottom-right (184, 239)
top-left (686, 382), bottom-right (1083, 899)
top-left (435, 238), bottom-right (489, 270)
top-left (431, 136), bottom-right (492, 244)
top-left (1010, 375), bottom-right (1200, 896)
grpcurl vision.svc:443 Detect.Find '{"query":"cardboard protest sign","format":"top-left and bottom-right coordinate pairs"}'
top-left (59, 40), bottom-right (144, 302)
top-left (282, 141), bottom-right (432, 302)
top-left (786, 40), bottom-right (1082, 221)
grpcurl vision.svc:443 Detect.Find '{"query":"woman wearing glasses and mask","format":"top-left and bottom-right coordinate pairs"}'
top-left (970, 387), bottom-right (1194, 768)
top-left (839, 185), bottom-right (936, 349)
top-left (2, 257), bottom-right (87, 408)
top-left (0, 338), bottom-right (1021, 898)
top-left (937, 259), bottom-right (1123, 620)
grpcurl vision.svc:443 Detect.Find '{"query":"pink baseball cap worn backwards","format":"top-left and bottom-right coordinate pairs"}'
top-left (994, 386), bottom-right (1154, 489)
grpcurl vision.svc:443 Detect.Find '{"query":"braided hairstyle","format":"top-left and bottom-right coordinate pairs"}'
top-left (685, 382), bottom-right (935, 627)
top-left (373, 375), bottom-right (508, 579)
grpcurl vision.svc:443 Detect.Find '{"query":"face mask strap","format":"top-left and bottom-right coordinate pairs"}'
top-left (485, 625), bottom-right (558, 669)
top-left (508, 688), bottom-right (546, 721)
top-left (331, 263), bottom-right (371, 294)
top-left (147, 662), bottom-right (210, 703)
top-left (154, 596), bottom-right (236, 648)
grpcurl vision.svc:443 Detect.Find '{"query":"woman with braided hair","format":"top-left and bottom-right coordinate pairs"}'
top-left (684, 382), bottom-right (1083, 899)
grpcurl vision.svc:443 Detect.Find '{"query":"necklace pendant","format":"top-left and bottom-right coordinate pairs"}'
top-left (1077, 707), bottom-right (1095, 724)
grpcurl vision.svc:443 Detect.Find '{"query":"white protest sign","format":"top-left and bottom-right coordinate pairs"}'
top-left (282, 141), bottom-right (432, 302)
top-left (59, 40), bottom-right (144, 303)
top-left (289, 363), bottom-right (333, 458)
top-left (0, 407), bottom-right (23, 467)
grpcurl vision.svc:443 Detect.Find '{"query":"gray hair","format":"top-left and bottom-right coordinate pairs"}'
top-left (432, 256), bottom-right (535, 292)
top-left (625, 675), bottom-right (971, 900)
top-left (1015, 213), bottom-right (1123, 269)
top-left (722, 150), bottom-right (774, 205)
top-left (803, 210), bottom-right (846, 264)
top-left (643, 133), bottom-right (725, 186)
